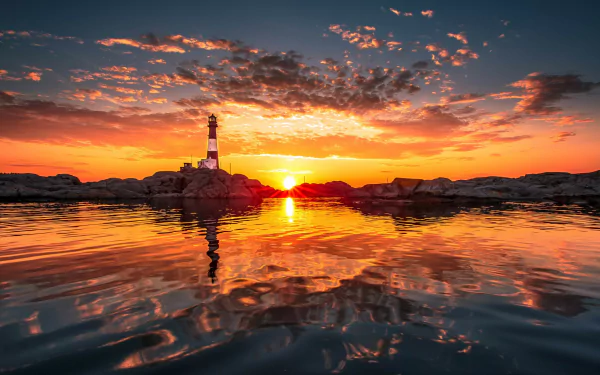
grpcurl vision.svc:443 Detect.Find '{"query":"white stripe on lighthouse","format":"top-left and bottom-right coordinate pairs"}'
top-left (208, 139), bottom-right (218, 151)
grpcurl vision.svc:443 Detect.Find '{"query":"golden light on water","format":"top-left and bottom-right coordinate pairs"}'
top-left (283, 176), bottom-right (296, 190)
top-left (285, 197), bottom-right (294, 222)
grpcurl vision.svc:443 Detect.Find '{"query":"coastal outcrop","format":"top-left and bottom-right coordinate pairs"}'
top-left (1, 170), bottom-right (599, 205)
top-left (283, 171), bottom-right (600, 205)
top-left (0, 169), bottom-right (270, 200)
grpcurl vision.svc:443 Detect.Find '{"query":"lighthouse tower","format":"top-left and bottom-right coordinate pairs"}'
top-left (198, 114), bottom-right (219, 169)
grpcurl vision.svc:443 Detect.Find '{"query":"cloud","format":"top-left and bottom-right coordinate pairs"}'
top-left (447, 32), bottom-right (468, 44)
top-left (466, 131), bottom-right (532, 143)
top-left (148, 58), bottom-right (166, 64)
top-left (368, 105), bottom-right (468, 138)
top-left (551, 131), bottom-right (576, 142)
top-left (426, 44), bottom-right (478, 67)
top-left (441, 93), bottom-right (486, 105)
top-left (96, 37), bottom-right (186, 53)
top-left (24, 72), bottom-right (42, 81)
top-left (98, 84), bottom-right (143, 95)
top-left (65, 88), bottom-right (104, 102)
top-left (96, 33), bottom-right (254, 55)
top-left (22, 65), bottom-right (52, 72)
top-left (389, 8), bottom-right (401, 16)
top-left (0, 96), bottom-right (462, 160)
top-left (450, 49), bottom-right (479, 66)
top-left (0, 69), bottom-right (22, 81)
top-left (0, 91), bottom-right (16, 104)
top-left (539, 115), bottom-right (594, 126)
top-left (144, 97), bottom-right (168, 104)
top-left (421, 10), bottom-right (434, 18)
top-left (0, 30), bottom-right (83, 44)
top-left (181, 50), bottom-right (423, 115)
top-left (70, 68), bottom-right (139, 83)
top-left (0, 97), bottom-right (198, 153)
top-left (163, 35), bottom-right (251, 52)
top-left (510, 73), bottom-right (599, 115)
top-left (489, 91), bottom-right (524, 100)
top-left (102, 66), bottom-right (137, 73)
top-left (328, 24), bottom-right (385, 49)
top-left (412, 60), bottom-right (429, 69)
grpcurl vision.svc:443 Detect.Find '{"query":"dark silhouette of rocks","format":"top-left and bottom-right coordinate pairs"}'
top-left (1, 169), bottom-right (599, 205)
top-left (0, 169), bottom-right (272, 200)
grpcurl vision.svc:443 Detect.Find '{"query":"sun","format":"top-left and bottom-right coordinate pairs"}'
top-left (283, 176), bottom-right (297, 190)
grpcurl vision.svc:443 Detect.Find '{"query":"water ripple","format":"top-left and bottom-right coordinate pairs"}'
top-left (0, 199), bottom-right (599, 374)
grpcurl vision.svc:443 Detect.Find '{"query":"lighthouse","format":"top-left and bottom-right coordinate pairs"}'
top-left (198, 114), bottom-right (219, 170)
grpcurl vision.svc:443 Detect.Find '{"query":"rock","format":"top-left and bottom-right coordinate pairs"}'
top-left (414, 178), bottom-right (453, 196)
top-left (1, 169), bottom-right (599, 204)
top-left (229, 182), bottom-right (255, 199)
top-left (362, 183), bottom-right (399, 199)
top-left (347, 188), bottom-right (371, 198)
top-left (232, 173), bottom-right (249, 182)
top-left (104, 178), bottom-right (148, 198)
top-left (143, 171), bottom-right (186, 194)
top-left (391, 178), bottom-right (423, 197)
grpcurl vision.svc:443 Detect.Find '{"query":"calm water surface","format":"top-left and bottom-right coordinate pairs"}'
top-left (1, 198), bottom-right (600, 374)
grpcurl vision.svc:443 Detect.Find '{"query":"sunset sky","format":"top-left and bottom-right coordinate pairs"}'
top-left (1, 0), bottom-right (599, 188)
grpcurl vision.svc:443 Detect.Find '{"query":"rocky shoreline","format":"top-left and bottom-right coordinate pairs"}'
top-left (1, 169), bottom-right (599, 205)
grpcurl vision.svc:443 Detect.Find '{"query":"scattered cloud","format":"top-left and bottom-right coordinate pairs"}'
top-left (0, 30), bottom-right (83, 44)
top-left (510, 73), bottom-right (599, 115)
top-left (328, 24), bottom-right (385, 49)
top-left (441, 93), bottom-right (486, 105)
top-left (148, 58), bottom-right (166, 64)
top-left (96, 37), bottom-right (186, 53)
top-left (421, 10), bottom-right (434, 18)
top-left (102, 66), bottom-right (137, 73)
top-left (24, 72), bottom-right (42, 81)
top-left (551, 131), bottom-right (576, 142)
top-left (96, 33), bottom-right (257, 54)
top-left (447, 32), bottom-right (468, 44)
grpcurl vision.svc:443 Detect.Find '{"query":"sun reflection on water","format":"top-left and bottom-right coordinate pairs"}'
top-left (285, 197), bottom-right (294, 222)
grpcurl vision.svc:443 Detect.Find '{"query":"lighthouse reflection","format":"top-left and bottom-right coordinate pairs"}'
top-left (203, 218), bottom-right (220, 283)
top-left (148, 199), bottom-right (261, 284)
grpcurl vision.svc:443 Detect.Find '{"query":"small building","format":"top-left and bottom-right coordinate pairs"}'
top-left (180, 162), bottom-right (194, 173)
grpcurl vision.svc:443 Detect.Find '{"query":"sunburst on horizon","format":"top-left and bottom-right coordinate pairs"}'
top-left (283, 176), bottom-right (297, 190)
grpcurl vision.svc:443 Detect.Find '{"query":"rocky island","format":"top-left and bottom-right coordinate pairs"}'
top-left (1, 169), bottom-right (599, 206)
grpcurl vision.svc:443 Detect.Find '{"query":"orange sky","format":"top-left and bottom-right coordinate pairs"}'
top-left (1, 7), bottom-right (600, 189)
top-left (1, 111), bottom-right (599, 189)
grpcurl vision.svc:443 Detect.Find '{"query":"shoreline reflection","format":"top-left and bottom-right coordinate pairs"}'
top-left (0, 198), bottom-right (599, 374)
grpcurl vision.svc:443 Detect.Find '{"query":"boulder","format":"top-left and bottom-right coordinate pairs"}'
top-left (390, 178), bottom-right (423, 197)
top-left (229, 183), bottom-right (255, 199)
top-left (414, 178), bottom-right (453, 196)
top-left (143, 171), bottom-right (186, 194)
top-left (346, 188), bottom-right (373, 198)
top-left (361, 183), bottom-right (398, 199)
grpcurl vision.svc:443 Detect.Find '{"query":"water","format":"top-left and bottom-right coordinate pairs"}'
top-left (1, 198), bottom-right (600, 374)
